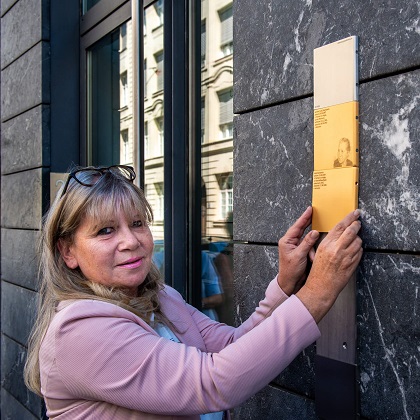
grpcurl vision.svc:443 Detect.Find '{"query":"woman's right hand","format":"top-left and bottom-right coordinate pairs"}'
top-left (296, 210), bottom-right (363, 323)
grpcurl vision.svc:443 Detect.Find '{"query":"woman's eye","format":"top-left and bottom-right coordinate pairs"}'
top-left (97, 227), bottom-right (113, 235)
top-left (133, 220), bottom-right (143, 228)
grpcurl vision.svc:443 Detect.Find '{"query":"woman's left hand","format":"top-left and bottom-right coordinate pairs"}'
top-left (277, 207), bottom-right (319, 296)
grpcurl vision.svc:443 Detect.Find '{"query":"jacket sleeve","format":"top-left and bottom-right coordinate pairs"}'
top-left (186, 277), bottom-right (293, 352)
top-left (52, 294), bottom-right (320, 416)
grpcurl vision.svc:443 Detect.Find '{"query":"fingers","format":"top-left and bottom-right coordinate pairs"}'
top-left (308, 246), bottom-right (316, 262)
top-left (299, 229), bottom-right (320, 256)
top-left (345, 234), bottom-right (363, 258)
top-left (337, 220), bottom-right (362, 249)
top-left (328, 209), bottom-right (361, 241)
top-left (281, 207), bottom-right (313, 244)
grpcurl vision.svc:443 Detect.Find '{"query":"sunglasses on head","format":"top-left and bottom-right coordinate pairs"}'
top-left (60, 165), bottom-right (136, 198)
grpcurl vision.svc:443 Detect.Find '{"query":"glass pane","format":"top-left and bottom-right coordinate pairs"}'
top-left (82, 0), bottom-right (101, 14)
top-left (200, 1), bottom-right (234, 325)
top-left (87, 21), bottom-right (134, 167)
top-left (143, 1), bottom-right (165, 279)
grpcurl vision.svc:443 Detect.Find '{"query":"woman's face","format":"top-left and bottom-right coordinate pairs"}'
top-left (59, 209), bottom-right (154, 295)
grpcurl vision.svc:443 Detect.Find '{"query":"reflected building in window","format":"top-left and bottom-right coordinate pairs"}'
top-left (118, 22), bottom-right (134, 168)
top-left (201, 1), bottom-right (234, 243)
top-left (143, 3), bottom-right (165, 241)
top-left (141, 0), bottom-right (234, 245)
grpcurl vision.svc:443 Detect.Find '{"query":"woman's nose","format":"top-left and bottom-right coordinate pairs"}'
top-left (118, 227), bottom-right (140, 250)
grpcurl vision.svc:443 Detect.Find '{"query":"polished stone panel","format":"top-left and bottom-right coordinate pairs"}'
top-left (1, 335), bottom-right (43, 417)
top-left (0, 0), bottom-right (18, 17)
top-left (234, 244), bottom-right (316, 398)
top-left (234, 71), bottom-right (420, 251)
top-left (0, 388), bottom-right (40, 420)
top-left (234, 0), bottom-right (420, 112)
top-left (234, 98), bottom-right (313, 244)
top-left (1, 105), bottom-right (50, 174)
top-left (1, 228), bottom-right (40, 290)
top-left (359, 70), bottom-right (420, 252)
top-left (1, 42), bottom-right (50, 122)
top-left (234, 384), bottom-right (317, 420)
top-left (1, 0), bottom-right (49, 68)
top-left (358, 252), bottom-right (420, 420)
top-left (0, 168), bottom-right (44, 229)
top-left (1, 281), bottom-right (38, 345)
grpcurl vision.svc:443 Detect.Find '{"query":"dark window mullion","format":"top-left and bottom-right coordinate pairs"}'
top-left (188, 0), bottom-right (202, 309)
top-left (163, 0), bottom-right (173, 291)
top-left (163, 0), bottom-right (190, 297)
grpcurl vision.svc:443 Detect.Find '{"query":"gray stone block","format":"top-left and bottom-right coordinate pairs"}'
top-left (1, 0), bottom-right (49, 69)
top-left (234, 98), bottom-right (314, 243)
top-left (1, 280), bottom-right (38, 345)
top-left (1, 335), bottom-right (43, 417)
top-left (1, 388), bottom-right (40, 420)
top-left (1, 105), bottom-right (50, 174)
top-left (234, 0), bottom-right (420, 112)
top-left (234, 71), bottom-right (420, 251)
top-left (1, 0), bottom-right (18, 17)
top-left (359, 70), bottom-right (420, 252)
top-left (1, 42), bottom-right (50, 122)
top-left (234, 384), bottom-right (317, 420)
top-left (1, 168), bottom-right (44, 230)
top-left (234, 244), bottom-right (316, 398)
top-left (1, 281), bottom-right (38, 345)
top-left (358, 252), bottom-right (420, 420)
top-left (1, 228), bottom-right (40, 290)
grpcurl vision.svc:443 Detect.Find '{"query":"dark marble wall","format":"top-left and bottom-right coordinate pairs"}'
top-left (0, 0), bottom-right (48, 417)
top-left (233, 0), bottom-right (420, 419)
top-left (0, 0), bottom-right (418, 419)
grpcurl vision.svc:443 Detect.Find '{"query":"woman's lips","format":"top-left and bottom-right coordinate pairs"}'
top-left (118, 257), bottom-right (143, 269)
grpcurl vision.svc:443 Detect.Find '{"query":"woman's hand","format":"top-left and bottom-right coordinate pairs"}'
top-left (296, 210), bottom-right (363, 323)
top-left (277, 207), bottom-right (320, 296)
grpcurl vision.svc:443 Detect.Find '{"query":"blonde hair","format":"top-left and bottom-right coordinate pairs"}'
top-left (24, 167), bottom-right (165, 396)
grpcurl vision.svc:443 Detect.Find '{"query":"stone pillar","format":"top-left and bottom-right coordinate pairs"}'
top-left (233, 0), bottom-right (419, 418)
top-left (1, 0), bottom-right (50, 417)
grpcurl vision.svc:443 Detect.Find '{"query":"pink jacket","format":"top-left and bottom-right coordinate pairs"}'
top-left (40, 278), bottom-right (320, 419)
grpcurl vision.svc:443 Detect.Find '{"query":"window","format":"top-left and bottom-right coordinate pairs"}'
top-left (156, 117), bottom-right (164, 156)
top-left (201, 98), bottom-right (205, 144)
top-left (218, 89), bottom-right (233, 139)
top-left (219, 123), bottom-right (233, 139)
top-left (81, 0), bottom-right (235, 317)
top-left (155, 51), bottom-right (164, 91)
top-left (120, 24), bottom-right (127, 51)
top-left (200, 1), bottom-right (235, 323)
top-left (154, 0), bottom-right (164, 26)
top-left (120, 71), bottom-right (128, 108)
top-left (144, 121), bottom-right (149, 158)
top-left (155, 182), bottom-right (164, 220)
top-left (217, 173), bottom-right (233, 220)
top-left (219, 5), bottom-right (233, 57)
top-left (84, 18), bottom-right (133, 166)
top-left (144, 59), bottom-right (148, 97)
top-left (144, 2), bottom-right (165, 263)
top-left (120, 129), bottom-right (131, 165)
top-left (201, 21), bottom-right (206, 67)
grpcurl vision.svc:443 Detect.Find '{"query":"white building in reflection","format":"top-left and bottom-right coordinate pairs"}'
top-left (123, 0), bottom-right (233, 242)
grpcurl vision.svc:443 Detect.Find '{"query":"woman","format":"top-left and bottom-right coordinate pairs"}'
top-left (24, 165), bottom-right (362, 419)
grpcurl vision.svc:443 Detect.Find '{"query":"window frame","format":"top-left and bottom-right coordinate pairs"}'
top-left (80, 1), bottom-right (134, 167)
top-left (80, 0), bottom-right (203, 305)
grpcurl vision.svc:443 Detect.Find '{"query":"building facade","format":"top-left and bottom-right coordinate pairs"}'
top-left (1, 0), bottom-right (419, 419)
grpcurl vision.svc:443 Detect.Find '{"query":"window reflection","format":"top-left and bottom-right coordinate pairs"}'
top-left (200, 1), bottom-right (234, 325)
top-left (87, 21), bottom-right (134, 167)
top-left (219, 5), bottom-right (233, 57)
top-left (144, 2), bottom-right (165, 279)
